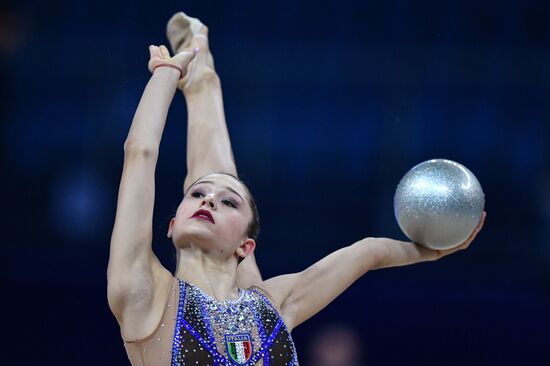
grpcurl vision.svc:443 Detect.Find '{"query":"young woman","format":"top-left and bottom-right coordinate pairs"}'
top-left (107, 12), bottom-right (486, 366)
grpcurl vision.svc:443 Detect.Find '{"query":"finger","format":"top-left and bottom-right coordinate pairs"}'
top-left (149, 45), bottom-right (162, 59)
top-left (472, 211), bottom-right (486, 236)
top-left (442, 239), bottom-right (470, 257)
top-left (444, 214), bottom-right (485, 253)
top-left (469, 211), bottom-right (486, 235)
top-left (160, 45), bottom-right (171, 59)
top-left (461, 213), bottom-right (486, 245)
top-left (465, 226), bottom-right (480, 244)
top-left (479, 211), bottom-right (487, 228)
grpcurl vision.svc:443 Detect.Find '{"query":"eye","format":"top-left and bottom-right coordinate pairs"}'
top-left (222, 199), bottom-right (237, 208)
top-left (191, 191), bottom-right (205, 198)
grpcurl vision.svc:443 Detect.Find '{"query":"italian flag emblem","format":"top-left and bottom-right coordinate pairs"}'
top-left (225, 333), bottom-right (253, 364)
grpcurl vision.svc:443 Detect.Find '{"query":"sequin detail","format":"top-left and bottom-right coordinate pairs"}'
top-left (171, 280), bottom-right (299, 366)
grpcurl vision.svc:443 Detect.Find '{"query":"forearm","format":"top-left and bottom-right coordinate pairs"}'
top-left (125, 68), bottom-right (180, 151)
top-left (278, 238), bottom-right (436, 325)
top-left (182, 74), bottom-right (237, 191)
top-left (368, 237), bottom-right (438, 269)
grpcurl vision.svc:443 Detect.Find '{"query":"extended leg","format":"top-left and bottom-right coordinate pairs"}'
top-left (167, 12), bottom-right (262, 287)
top-left (167, 12), bottom-right (236, 192)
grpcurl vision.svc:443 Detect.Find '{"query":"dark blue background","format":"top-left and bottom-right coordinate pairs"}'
top-left (2, 0), bottom-right (549, 364)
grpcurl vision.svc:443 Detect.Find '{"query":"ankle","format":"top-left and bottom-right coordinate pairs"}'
top-left (182, 69), bottom-right (220, 94)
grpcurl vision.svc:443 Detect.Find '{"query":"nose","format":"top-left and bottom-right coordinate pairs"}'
top-left (201, 193), bottom-right (216, 209)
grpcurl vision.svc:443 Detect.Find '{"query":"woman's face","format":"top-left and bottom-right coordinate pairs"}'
top-left (168, 174), bottom-right (254, 258)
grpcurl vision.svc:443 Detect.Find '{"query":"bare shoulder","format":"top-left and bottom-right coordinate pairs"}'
top-left (107, 257), bottom-right (173, 341)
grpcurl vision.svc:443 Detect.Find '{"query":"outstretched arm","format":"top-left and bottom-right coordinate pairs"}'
top-left (107, 46), bottom-right (195, 339)
top-left (263, 212), bottom-right (486, 331)
top-left (167, 13), bottom-right (263, 287)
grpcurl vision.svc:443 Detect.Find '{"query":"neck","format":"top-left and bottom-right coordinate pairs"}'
top-left (175, 244), bottom-right (240, 301)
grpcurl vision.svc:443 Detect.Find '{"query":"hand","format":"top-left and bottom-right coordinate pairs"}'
top-left (147, 44), bottom-right (197, 78)
top-left (434, 211), bottom-right (487, 260)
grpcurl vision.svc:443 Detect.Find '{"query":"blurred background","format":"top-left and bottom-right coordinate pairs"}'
top-left (2, 0), bottom-right (549, 364)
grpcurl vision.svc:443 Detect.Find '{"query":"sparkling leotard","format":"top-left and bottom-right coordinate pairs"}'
top-left (123, 277), bottom-right (299, 366)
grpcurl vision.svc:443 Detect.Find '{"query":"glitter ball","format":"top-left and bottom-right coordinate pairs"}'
top-left (394, 159), bottom-right (485, 250)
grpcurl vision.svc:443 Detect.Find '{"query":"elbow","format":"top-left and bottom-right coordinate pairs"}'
top-left (123, 139), bottom-right (159, 159)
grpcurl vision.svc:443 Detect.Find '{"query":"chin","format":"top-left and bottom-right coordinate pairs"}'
top-left (173, 225), bottom-right (216, 248)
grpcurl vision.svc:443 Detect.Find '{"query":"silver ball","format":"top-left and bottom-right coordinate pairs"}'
top-left (394, 159), bottom-right (485, 250)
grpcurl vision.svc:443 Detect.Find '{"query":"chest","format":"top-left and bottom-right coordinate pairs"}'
top-left (171, 282), bottom-right (298, 366)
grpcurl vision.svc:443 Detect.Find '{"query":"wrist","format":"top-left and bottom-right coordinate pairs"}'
top-left (152, 64), bottom-right (183, 80)
top-left (367, 237), bottom-right (430, 269)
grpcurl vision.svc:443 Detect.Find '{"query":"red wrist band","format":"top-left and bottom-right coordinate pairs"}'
top-left (152, 63), bottom-right (183, 79)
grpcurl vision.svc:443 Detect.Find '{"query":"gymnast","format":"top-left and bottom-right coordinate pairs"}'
top-left (107, 12), bottom-right (486, 365)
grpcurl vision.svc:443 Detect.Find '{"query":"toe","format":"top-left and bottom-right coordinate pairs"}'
top-left (167, 13), bottom-right (209, 55)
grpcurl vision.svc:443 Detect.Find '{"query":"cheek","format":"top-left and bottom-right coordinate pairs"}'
top-left (225, 212), bottom-right (248, 237)
top-left (178, 200), bottom-right (195, 217)
top-left (172, 203), bottom-right (194, 231)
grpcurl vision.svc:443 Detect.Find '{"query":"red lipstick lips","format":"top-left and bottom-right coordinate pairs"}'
top-left (191, 209), bottom-right (215, 224)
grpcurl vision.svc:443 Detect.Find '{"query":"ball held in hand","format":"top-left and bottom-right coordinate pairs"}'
top-left (394, 159), bottom-right (485, 250)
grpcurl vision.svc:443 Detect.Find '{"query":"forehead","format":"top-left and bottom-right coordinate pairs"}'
top-left (191, 174), bottom-right (247, 197)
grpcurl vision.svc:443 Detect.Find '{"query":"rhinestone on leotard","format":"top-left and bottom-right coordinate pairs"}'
top-left (171, 280), bottom-right (299, 365)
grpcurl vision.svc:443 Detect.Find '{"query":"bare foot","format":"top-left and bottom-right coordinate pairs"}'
top-left (166, 12), bottom-right (216, 91)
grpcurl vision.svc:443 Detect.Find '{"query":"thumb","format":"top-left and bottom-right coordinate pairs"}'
top-left (172, 48), bottom-right (199, 73)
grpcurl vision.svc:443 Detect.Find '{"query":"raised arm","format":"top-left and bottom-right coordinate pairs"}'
top-left (167, 12), bottom-right (263, 287)
top-left (263, 212), bottom-right (486, 331)
top-left (107, 46), bottom-right (195, 339)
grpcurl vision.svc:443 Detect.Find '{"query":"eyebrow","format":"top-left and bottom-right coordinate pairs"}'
top-left (189, 180), bottom-right (244, 202)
